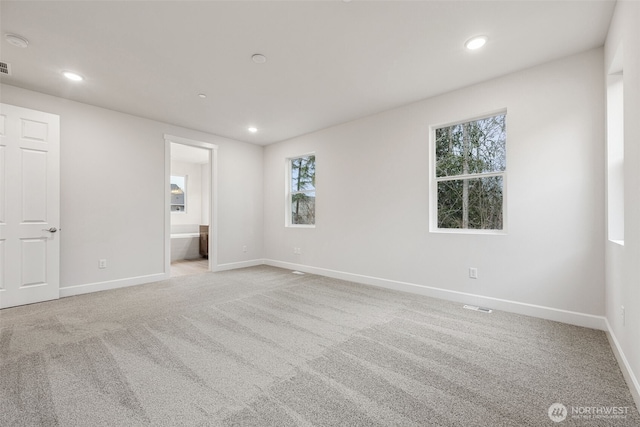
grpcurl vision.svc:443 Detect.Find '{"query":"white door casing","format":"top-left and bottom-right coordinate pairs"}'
top-left (0, 104), bottom-right (60, 309)
top-left (164, 134), bottom-right (218, 275)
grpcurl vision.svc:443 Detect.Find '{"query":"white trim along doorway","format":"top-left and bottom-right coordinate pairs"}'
top-left (164, 134), bottom-right (218, 276)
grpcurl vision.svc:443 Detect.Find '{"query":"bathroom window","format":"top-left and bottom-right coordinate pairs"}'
top-left (171, 175), bottom-right (187, 213)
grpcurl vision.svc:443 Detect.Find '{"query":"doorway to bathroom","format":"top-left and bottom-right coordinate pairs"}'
top-left (164, 135), bottom-right (218, 278)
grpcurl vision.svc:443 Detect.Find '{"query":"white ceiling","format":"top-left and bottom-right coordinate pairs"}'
top-left (0, 1), bottom-right (615, 145)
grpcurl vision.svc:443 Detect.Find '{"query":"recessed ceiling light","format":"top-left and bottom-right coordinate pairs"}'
top-left (465, 35), bottom-right (488, 50)
top-left (198, 93), bottom-right (207, 98)
top-left (5, 34), bottom-right (29, 48)
top-left (251, 54), bottom-right (267, 64)
top-left (248, 127), bottom-right (258, 133)
top-left (63, 71), bottom-right (83, 81)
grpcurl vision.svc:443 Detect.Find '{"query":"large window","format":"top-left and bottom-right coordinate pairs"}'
top-left (288, 154), bottom-right (316, 226)
top-left (432, 113), bottom-right (506, 231)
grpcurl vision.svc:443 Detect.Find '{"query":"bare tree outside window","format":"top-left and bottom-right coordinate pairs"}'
top-left (434, 114), bottom-right (506, 230)
top-left (289, 155), bottom-right (316, 225)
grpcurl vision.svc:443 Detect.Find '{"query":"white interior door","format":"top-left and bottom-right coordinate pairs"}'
top-left (0, 104), bottom-right (60, 309)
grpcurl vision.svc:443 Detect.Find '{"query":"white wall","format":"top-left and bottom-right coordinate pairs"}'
top-left (170, 159), bottom-right (203, 229)
top-left (604, 0), bottom-right (640, 406)
top-left (264, 48), bottom-right (605, 324)
top-left (201, 162), bottom-right (210, 226)
top-left (0, 84), bottom-right (264, 289)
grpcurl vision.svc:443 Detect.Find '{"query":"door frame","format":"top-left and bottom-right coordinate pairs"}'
top-left (164, 134), bottom-right (218, 276)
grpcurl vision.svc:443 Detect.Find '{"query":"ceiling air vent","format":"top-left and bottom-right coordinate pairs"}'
top-left (0, 62), bottom-right (11, 76)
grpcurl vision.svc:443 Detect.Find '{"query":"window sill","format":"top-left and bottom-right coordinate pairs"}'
top-left (609, 239), bottom-right (624, 246)
top-left (430, 227), bottom-right (506, 236)
top-left (287, 224), bottom-right (316, 229)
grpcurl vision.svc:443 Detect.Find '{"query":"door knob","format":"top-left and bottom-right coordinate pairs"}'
top-left (42, 227), bottom-right (58, 233)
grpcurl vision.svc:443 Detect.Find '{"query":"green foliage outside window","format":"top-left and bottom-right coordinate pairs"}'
top-left (290, 155), bottom-right (316, 225)
top-left (435, 114), bottom-right (506, 230)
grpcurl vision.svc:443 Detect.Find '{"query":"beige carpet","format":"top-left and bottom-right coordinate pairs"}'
top-left (0, 266), bottom-right (638, 426)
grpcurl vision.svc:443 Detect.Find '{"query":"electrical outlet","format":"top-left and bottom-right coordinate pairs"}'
top-left (293, 247), bottom-right (302, 255)
top-left (242, 245), bottom-right (247, 253)
top-left (621, 305), bottom-right (625, 326)
top-left (99, 259), bottom-right (107, 269)
top-left (469, 267), bottom-right (478, 279)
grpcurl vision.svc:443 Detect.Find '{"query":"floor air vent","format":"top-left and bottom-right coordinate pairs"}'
top-left (463, 304), bottom-right (493, 314)
top-left (0, 62), bottom-right (11, 76)
top-left (292, 271), bottom-right (305, 275)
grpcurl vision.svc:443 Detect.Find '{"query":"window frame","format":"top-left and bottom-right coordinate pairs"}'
top-left (429, 110), bottom-right (508, 235)
top-left (286, 153), bottom-right (316, 228)
top-left (606, 62), bottom-right (624, 246)
top-left (170, 174), bottom-right (188, 214)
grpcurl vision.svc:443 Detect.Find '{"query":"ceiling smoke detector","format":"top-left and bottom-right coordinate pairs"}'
top-left (251, 54), bottom-right (267, 64)
top-left (5, 34), bottom-right (29, 48)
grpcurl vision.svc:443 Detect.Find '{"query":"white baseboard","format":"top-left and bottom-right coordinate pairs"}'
top-left (213, 259), bottom-right (265, 272)
top-left (60, 260), bottom-right (608, 333)
top-left (263, 259), bottom-right (607, 331)
top-left (58, 258), bottom-right (264, 298)
top-left (605, 319), bottom-right (640, 410)
top-left (59, 272), bottom-right (169, 298)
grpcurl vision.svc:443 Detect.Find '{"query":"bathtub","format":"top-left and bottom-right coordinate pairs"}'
top-left (170, 225), bottom-right (201, 262)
